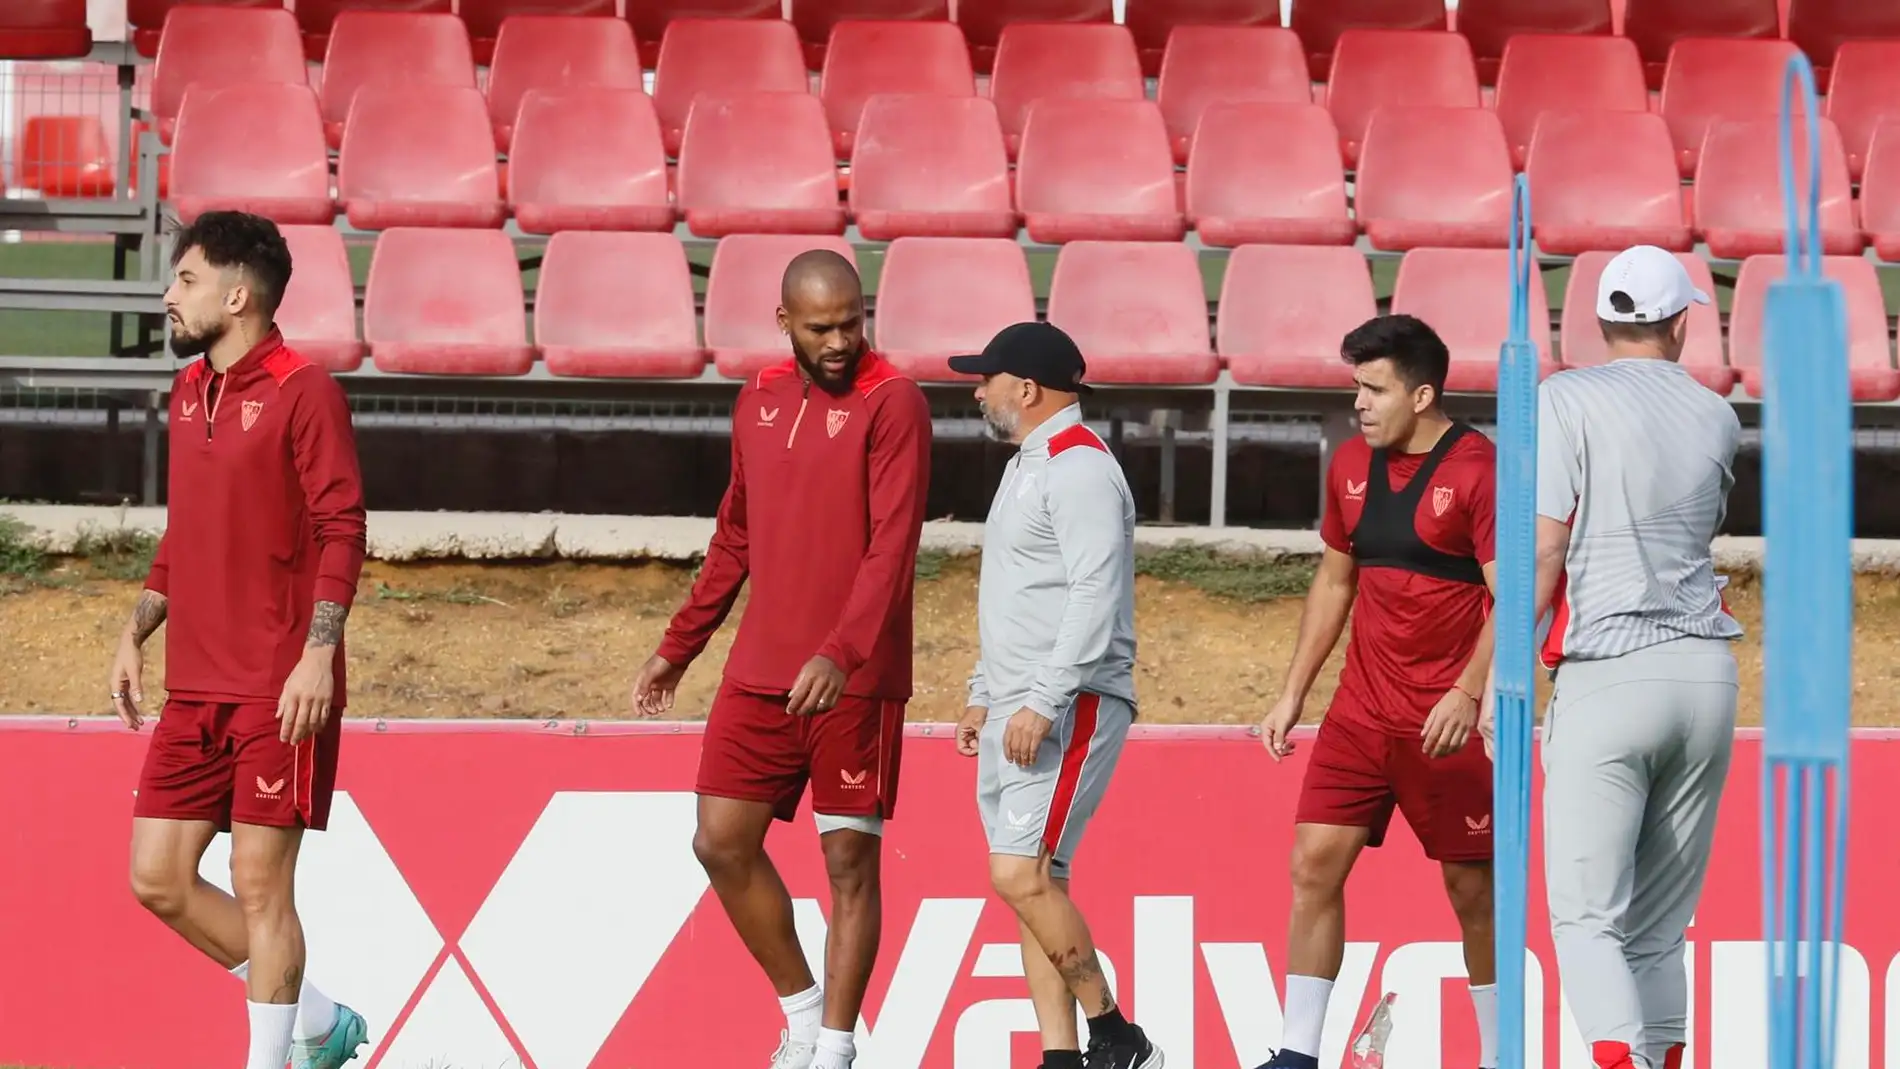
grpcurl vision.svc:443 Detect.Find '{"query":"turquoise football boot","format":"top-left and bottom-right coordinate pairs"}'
top-left (290, 1003), bottom-right (368, 1069)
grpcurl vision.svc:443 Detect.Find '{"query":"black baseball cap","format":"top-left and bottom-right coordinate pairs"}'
top-left (946, 321), bottom-right (1093, 395)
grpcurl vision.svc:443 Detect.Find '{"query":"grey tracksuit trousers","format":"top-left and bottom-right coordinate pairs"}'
top-left (1542, 636), bottom-right (1739, 1069)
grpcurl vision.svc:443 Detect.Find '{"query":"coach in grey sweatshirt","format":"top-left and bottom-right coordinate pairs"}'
top-left (949, 321), bottom-right (1164, 1069)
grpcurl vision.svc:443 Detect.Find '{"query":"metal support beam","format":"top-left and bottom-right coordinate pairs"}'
top-left (1209, 380), bottom-right (1232, 529)
top-left (0, 278), bottom-right (166, 313)
top-left (142, 393), bottom-right (162, 506)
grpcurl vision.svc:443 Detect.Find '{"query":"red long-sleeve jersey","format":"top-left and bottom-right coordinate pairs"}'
top-left (145, 329), bottom-right (368, 707)
top-left (658, 351), bottom-right (933, 699)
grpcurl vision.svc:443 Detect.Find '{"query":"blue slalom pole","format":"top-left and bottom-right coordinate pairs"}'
top-left (1762, 50), bottom-right (1853, 1069)
top-left (1492, 172), bottom-right (1537, 1069)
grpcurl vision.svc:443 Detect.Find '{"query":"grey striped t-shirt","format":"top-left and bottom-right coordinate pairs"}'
top-left (1536, 358), bottom-right (1745, 665)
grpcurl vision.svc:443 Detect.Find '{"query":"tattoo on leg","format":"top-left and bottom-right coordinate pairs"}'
top-left (271, 964), bottom-right (302, 1004)
top-left (305, 600), bottom-right (349, 648)
top-left (1047, 946), bottom-right (1114, 1013)
top-left (129, 590), bottom-right (168, 645)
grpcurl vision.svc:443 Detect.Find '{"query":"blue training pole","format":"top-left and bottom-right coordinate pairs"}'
top-left (1762, 50), bottom-right (1853, 1069)
top-left (1493, 172), bottom-right (1537, 1069)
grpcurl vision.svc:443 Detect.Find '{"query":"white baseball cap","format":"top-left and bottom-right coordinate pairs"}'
top-left (1595, 245), bottom-right (1711, 323)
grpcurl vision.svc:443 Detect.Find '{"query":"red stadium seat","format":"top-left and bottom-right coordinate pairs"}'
top-left (1016, 98), bottom-right (1185, 244)
top-left (652, 18), bottom-right (808, 157)
top-left (1659, 37), bottom-right (1801, 177)
top-left (1390, 248), bottom-right (1556, 392)
top-left (1860, 122), bottom-right (1900, 262)
top-left (485, 16), bottom-right (642, 151)
top-left (989, 23), bottom-right (1145, 159)
top-left (16, 116), bottom-right (115, 197)
top-left (130, 0), bottom-right (282, 58)
top-left (1355, 106), bottom-right (1513, 251)
top-left (318, 11), bottom-right (475, 150)
top-left (338, 85), bottom-right (505, 229)
top-left (849, 95), bottom-right (1016, 240)
top-left (1729, 255), bottom-right (1900, 402)
top-left (1625, 0), bottom-right (1779, 87)
top-left (151, 7), bottom-right (306, 145)
top-left (819, 21), bottom-right (975, 159)
top-left (508, 89), bottom-right (674, 233)
top-left (366, 228), bottom-right (534, 376)
top-left (874, 237), bottom-right (1036, 381)
top-left (170, 84), bottom-right (335, 226)
top-left (298, 0), bottom-right (453, 62)
top-left (1493, 33), bottom-right (1647, 168)
top-left (1127, 0), bottom-right (1280, 76)
top-left (1788, 0), bottom-right (1900, 80)
top-left (1526, 111), bottom-right (1691, 254)
top-left (1694, 117), bottom-right (1861, 259)
top-left (460, 0), bottom-right (615, 62)
top-left (1824, 42), bottom-right (1900, 182)
top-left (1560, 250), bottom-right (1731, 393)
top-left (626, 0), bottom-right (782, 66)
top-left (704, 235), bottom-right (858, 380)
top-left (0, 0), bottom-right (93, 59)
top-left (1290, 0), bottom-right (1447, 81)
top-left (958, 0), bottom-right (1112, 73)
top-left (1325, 29), bottom-right (1480, 168)
top-left (1456, 0), bottom-right (1613, 83)
top-left (795, 0), bottom-right (951, 69)
top-left (1218, 245), bottom-right (1377, 388)
top-left (275, 226), bottom-right (365, 373)
top-left (1046, 241), bottom-right (1219, 384)
top-left (536, 232), bottom-right (707, 379)
top-left (1184, 103), bottom-right (1355, 247)
top-left (676, 92), bottom-right (848, 237)
top-left (1155, 26), bottom-right (1310, 164)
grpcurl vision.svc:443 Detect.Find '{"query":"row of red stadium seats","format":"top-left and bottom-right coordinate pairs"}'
top-left (140, 11), bottom-right (1900, 178)
top-left (7, 0), bottom-right (1895, 81)
top-left (156, 80), bottom-right (1900, 260)
top-left (272, 229), bottom-right (1900, 402)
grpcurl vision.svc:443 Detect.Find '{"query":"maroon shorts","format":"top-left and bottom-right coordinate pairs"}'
top-left (1294, 692), bottom-right (1493, 862)
top-left (696, 680), bottom-right (905, 823)
top-left (133, 699), bottom-right (342, 831)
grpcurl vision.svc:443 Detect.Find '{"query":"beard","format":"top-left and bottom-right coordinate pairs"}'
top-left (980, 399), bottom-right (1019, 442)
top-left (168, 315), bottom-right (225, 359)
top-left (793, 345), bottom-right (861, 394)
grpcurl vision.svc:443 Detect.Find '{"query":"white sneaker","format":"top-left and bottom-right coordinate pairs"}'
top-left (770, 1030), bottom-right (818, 1069)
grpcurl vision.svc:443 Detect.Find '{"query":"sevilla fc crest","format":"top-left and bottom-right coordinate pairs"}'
top-left (826, 408), bottom-right (850, 438)
top-left (241, 400), bottom-right (264, 432)
top-left (1431, 485), bottom-right (1454, 517)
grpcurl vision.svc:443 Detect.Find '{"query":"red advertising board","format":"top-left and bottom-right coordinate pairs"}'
top-left (1, 720), bottom-right (1894, 1069)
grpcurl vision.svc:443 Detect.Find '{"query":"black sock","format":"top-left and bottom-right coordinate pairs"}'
top-left (1086, 1006), bottom-right (1139, 1045)
top-left (1043, 1050), bottom-right (1084, 1069)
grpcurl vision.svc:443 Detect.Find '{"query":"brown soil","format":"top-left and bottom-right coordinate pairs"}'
top-left (4, 559), bottom-right (1900, 726)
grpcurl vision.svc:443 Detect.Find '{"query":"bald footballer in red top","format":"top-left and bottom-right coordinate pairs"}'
top-left (107, 212), bottom-right (370, 1069)
top-left (632, 250), bottom-right (932, 1069)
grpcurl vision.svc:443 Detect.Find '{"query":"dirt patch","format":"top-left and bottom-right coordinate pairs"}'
top-left (3, 556), bottom-right (1899, 726)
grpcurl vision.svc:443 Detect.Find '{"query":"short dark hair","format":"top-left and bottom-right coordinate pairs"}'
top-left (1598, 309), bottom-right (1684, 348)
top-left (1341, 314), bottom-right (1450, 397)
top-left (169, 211), bottom-right (293, 318)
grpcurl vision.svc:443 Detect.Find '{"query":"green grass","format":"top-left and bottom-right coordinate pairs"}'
top-left (69, 525), bottom-right (158, 582)
top-left (1135, 543), bottom-right (1318, 602)
top-left (0, 516), bottom-right (47, 578)
top-left (372, 580), bottom-right (509, 607)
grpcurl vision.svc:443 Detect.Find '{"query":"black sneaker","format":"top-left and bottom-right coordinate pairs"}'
top-left (1252, 1051), bottom-right (1320, 1069)
top-left (1082, 1024), bottom-right (1164, 1069)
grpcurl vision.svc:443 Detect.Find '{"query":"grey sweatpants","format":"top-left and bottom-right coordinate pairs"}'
top-left (1542, 636), bottom-right (1739, 1069)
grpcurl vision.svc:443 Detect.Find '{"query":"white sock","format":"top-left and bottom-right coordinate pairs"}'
top-left (245, 1001), bottom-right (298, 1069)
top-left (231, 961), bottom-right (339, 1041)
top-left (812, 1026), bottom-right (857, 1069)
top-left (1471, 984), bottom-right (1499, 1069)
top-left (780, 985), bottom-right (825, 1045)
top-left (1282, 974), bottom-right (1335, 1058)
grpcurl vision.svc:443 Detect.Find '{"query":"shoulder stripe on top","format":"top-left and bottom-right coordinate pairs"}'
top-left (1048, 424), bottom-right (1109, 457)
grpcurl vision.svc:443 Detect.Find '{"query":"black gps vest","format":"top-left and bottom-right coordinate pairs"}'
top-left (1349, 422), bottom-right (1486, 587)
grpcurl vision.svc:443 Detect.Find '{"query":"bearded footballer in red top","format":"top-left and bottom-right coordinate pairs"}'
top-left (1254, 316), bottom-right (1501, 1069)
top-left (108, 213), bottom-right (370, 1069)
top-left (632, 250), bottom-right (932, 1069)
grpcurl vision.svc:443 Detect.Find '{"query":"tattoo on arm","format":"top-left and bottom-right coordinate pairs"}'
top-left (306, 600), bottom-right (349, 648)
top-left (128, 591), bottom-right (168, 645)
top-left (1048, 946), bottom-right (1116, 1015)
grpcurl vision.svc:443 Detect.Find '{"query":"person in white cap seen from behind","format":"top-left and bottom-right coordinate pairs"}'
top-left (1482, 245), bottom-right (1744, 1069)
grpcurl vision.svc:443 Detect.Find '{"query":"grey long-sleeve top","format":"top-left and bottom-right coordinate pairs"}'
top-left (968, 404), bottom-right (1138, 723)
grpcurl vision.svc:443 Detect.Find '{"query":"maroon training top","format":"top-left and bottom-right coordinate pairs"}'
top-left (659, 350), bottom-right (933, 700)
top-left (145, 329), bottom-right (368, 708)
